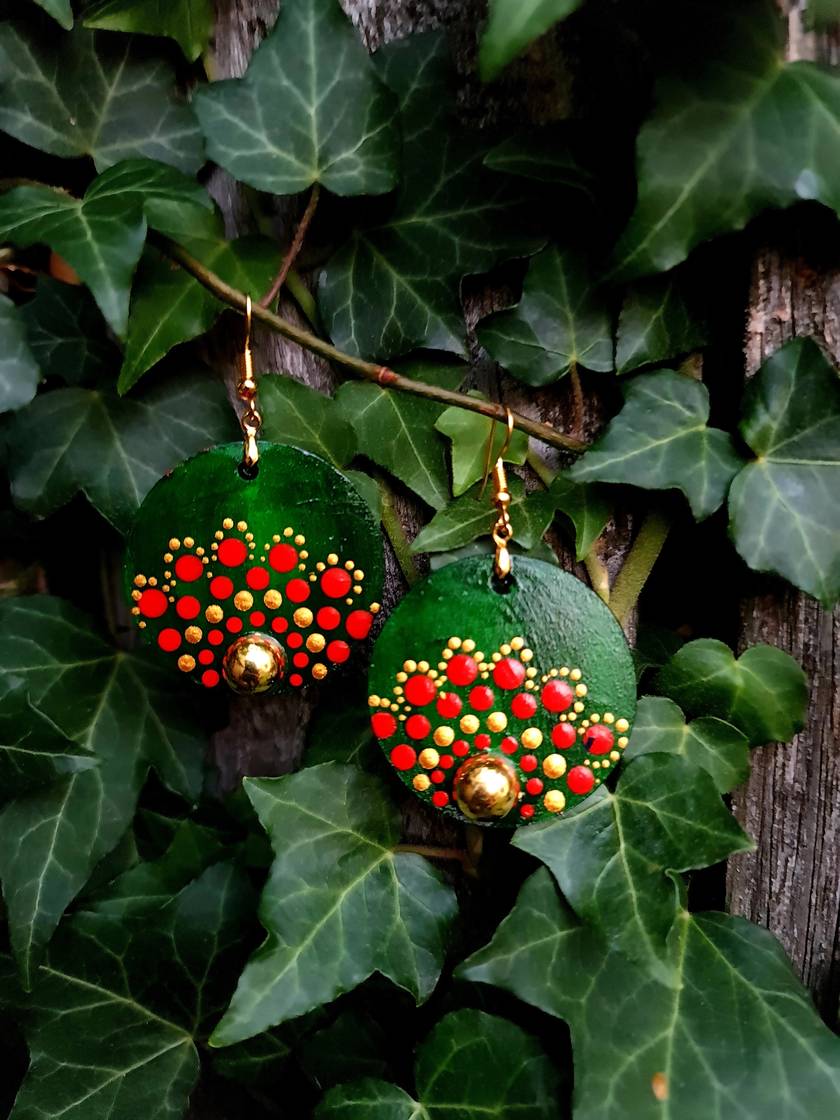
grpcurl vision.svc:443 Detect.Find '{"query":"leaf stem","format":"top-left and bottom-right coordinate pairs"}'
top-left (394, 844), bottom-right (472, 868)
top-left (609, 509), bottom-right (670, 626)
top-left (260, 184), bottom-right (321, 309)
top-left (284, 267), bottom-right (320, 331)
top-left (153, 235), bottom-right (588, 454)
top-left (377, 477), bottom-right (420, 586)
top-left (584, 546), bottom-right (611, 605)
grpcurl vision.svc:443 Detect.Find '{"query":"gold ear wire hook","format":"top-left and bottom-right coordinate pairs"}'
top-left (479, 407), bottom-right (515, 581)
top-left (238, 295), bottom-right (261, 470)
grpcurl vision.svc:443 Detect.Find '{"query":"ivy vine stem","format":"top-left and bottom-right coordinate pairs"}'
top-left (153, 235), bottom-right (588, 454)
top-left (377, 476), bottom-right (421, 586)
top-left (608, 509), bottom-right (670, 627)
top-left (259, 183), bottom-right (321, 309)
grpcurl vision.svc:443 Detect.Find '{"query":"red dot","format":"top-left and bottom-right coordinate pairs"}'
top-left (269, 543), bottom-right (298, 572)
top-left (175, 554), bottom-right (203, 582)
top-left (210, 576), bottom-right (233, 599)
top-left (226, 617), bottom-right (243, 633)
top-left (346, 610), bottom-right (373, 640)
top-left (493, 657), bottom-right (526, 690)
top-left (439, 754), bottom-right (454, 769)
top-left (542, 679), bottom-right (574, 713)
top-left (453, 739), bottom-right (470, 757)
top-left (474, 733), bottom-right (490, 750)
top-left (405, 675), bottom-right (436, 707)
top-left (431, 769), bottom-right (445, 784)
top-left (287, 632), bottom-right (303, 649)
top-left (272, 617), bottom-right (288, 634)
top-left (391, 744), bottom-right (416, 771)
top-left (447, 654), bottom-right (478, 687)
top-left (201, 670), bottom-right (220, 688)
top-left (551, 723), bottom-right (577, 749)
top-left (519, 803), bottom-right (535, 820)
top-left (138, 589), bottom-right (167, 618)
top-left (317, 607), bottom-right (340, 630)
top-left (501, 736), bottom-right (519, 755)
top-left (286, 578), bottom-right (310, 603)
top-left (176, 596), bottom-right (200, 620)
top-left (567, 766), bottom-right (595, 795)
top-left (218, 538), bottom-right (248, 567)
top-left (406, 714), bottom-right (431, 739)
top-left (520, 754), bottom-right (538, 773)
top-left (321, 567), bottom-right (352, 599)
top-left (526, 778), bottom-right (544, 796)
top-left (198, 649), bottom-right (214, 665)
top-left (372, 712), bottom-right (397, 738)
top-left (290, 673), bottom-right (304, 687)
top-left (327, 640), bottom-right (350, 664)
top-left (158, 628), bottom-right (181, 652)
top-left (469, 686), bottom-right (494, 711)
top-left (250, 611), bottom-right (266, 627)
top-left (432, 791), bottom-right (449, 808)
top-left (584, 726), bottom-right (615, 755)
top-left (293, 652), bottom-right (309, 668)
top-left (437, 692), bottom-right (462, 718)
top-left (511, 693), bottom-right (537, 720)
top-left (246, 567), bottom-right (270, 590)
top-left (208, 629), bottom-right (224, 646)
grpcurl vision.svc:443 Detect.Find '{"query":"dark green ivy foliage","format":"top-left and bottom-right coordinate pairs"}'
top-left (0, 0), bottom-right (838, 1116)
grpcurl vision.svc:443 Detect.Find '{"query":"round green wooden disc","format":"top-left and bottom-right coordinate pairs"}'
top-left (125, 442), bottom-right (384, 693)
top-left (368, 556), bottom-right (636, 827)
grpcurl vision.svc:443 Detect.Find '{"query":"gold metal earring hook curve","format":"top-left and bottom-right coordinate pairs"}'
top-left (238, 294), bottom-right (260, 470)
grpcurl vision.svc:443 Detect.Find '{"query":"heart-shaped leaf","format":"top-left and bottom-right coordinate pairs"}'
top-left (547, 471), bottom-right (611, 559)
top-left (515, 752), bottom-right (751, 975)
top-left (478, 0), bottom-right (585, 81)
top-left (0, 294), bottom-right (40, 412)
top-left (655, 638), bottom-right (808, 747)
top-left (194, 0), bottom-right (398, 197)
top-left (29, 0), bottom-right (73, 28)
top-left (316, 1009), bottom-right (561, 1119)
top-left (412, 477), bottom-right (559, 554)
top-left (5, 368), bottom-right (236, 532)
top-left (0, 687), bottom-right (95, 799)
top-left (21, 278), bottom-right (117, 385)
top-left (616, 272), bottom-right (708, 374)
top-left (569, 369), bottom-right (744, 519)
top-left (260, 375), bottom-right (357, 468)
top-left (459, 869), bottom-right (840, 1120)
top-left (477, 246), bottom-right (614, 386)
top-left (211, 763), bottom-right (458, 1045)
top-left (83, 0), bottom-right (213, 62)
top-left (435, 402), bottom-right (529, 496)
top-left (0, 20), bottom-right (202, 172)
top-left (729, 337), bottom-right (840, 605)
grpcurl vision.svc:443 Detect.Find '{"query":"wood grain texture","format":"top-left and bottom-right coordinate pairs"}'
top-left (727, 0), bottom-right (840, 1025)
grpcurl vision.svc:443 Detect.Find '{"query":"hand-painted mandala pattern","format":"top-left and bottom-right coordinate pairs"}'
top-left (370, 634), bottom-right (632, 822)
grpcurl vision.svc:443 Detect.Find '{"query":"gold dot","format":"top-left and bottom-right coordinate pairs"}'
top-left (448, 637), bottom-right (462, 650)
top-left (567, 712), bottom-right (577, 722)
top-left (371, 603), bottom-right (381, 613)
top-left (574, 701), bottom-right (585, 713)
top-left (618, 736), bottom-right (629, 749)
top-left (185, 626), bottom-right (202, 644)
top-left (526, 668), bottom-right (537, 678)
top-left (393, 686), bottom-right (404, 695)
top-left (442, 650), bottom-right (453, 661)
top-left (164, 552), bottom-right (173, 564)
top-left (462, 639), bottom-right (476, 653)
top-left (575, 683), bottom-right (588, 697)
top-left (521, 727), bottom-right (543, 750)
top-left (460, 714), bottom-right (480, 734)
top-left (345, 559), bottom-right (354, 570)
top-left (131, 589), bottom-right (141, 601)
top-left (615, 718), bottom-right (630, 733)
top-left (390, 703), bottom-right (399, 712)
top-left (205, 605), bottom-right (223, 623)
top-left (560, 667), bottom-right (570, 677)
top-left (327, 552), bottom-right (338, 565)
top-left (369, 695), bottom-right (380, 707)
top-left (178, 654), bottom-right (195, 672)
top-left (417, 660), bottom-right (429, 673)
top-left (138, 621), bottom-right (146, 629)
top-left (521, 649), bottom-right (533, 663)
top-left (434, 726), bottom-right (455, 747)
top-left (214, 531), bottom-right (223, 541)
top-left (345, 597), bottom-right (353, 604)
top-left (169, 538), bottom-right (180, 550)
top-left (236, 520), bottom-right (247, 532)
top-left (403, 659), bottom-right (417, 673)
top-left (544, 790), bottom-right (566, 813)
top-left (603, 712), bottom-right (615, 724)
top-left (295, 534), bottom-right (306, 546)
top-left (543, 754), bottom-right (567, 779)
top-left (316, 562), bottom-right (325, 572)
top-left (131, 607), bottom-right (140, 616)
top-left (312, 663), bottom-right (328, 680)
top-left (284, 527), bottom-right (293, 537)
top-left (294, 607), bottom-right (313, 627)
top-left (590, 713), bottom-right (600, 723)
top-left (419, 748), bottom-right (440, 769)
top-left (234, 591), bottom-right (254, 611)
top-left (487, 711), bottom-right (507, 733)
top-left (223, 518), bottom-right (234, 530)
top-left (300, 550), bottom-right (309, 560)
top-left (491, 652), bottom-right (501, 662)
top-left (381, 698), bottom-right (390, 708)
top-left (356, 570), bottom-right (365, 580)
top-left (148, 577), bottom-right (157, 587)
top-left (581, 719), bottom-right (590, 729)
top-left (610, 750), bottom-right (620, 761)
top-left (570, 668), bottom-right (582, 681)
top-left (592, 761), bottom-right (601, 769)
top-left (183, 536), bottom-right (194, 549)
top-left (511, 637), bottom-right (524, 650)
top-left (396, 671), bottom-right (408, 682)
top-left (525, 681), bottom-right (535, 690)
top-left (264, 590), bottom-right (282, 609)
top-left (353, 585), bottom-right (362, 594)
top-left (133, 574), bottom-right (147, 588)
top-left (306, 633), bottom-right (325, 653)
top-left (428, 670), bottom-right (438, 679)
top-left (500, 643), bottom-right (511, 656)
top-left (413, 774), bottom-right (431, 792)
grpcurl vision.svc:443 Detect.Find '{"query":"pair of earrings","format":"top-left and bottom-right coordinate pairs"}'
top-left (125, 303), bottom-right (636, 827)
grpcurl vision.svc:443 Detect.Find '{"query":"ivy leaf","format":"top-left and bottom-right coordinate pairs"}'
top-left (612, 0), bottom-right (840, 280)
top-left (435, 403), bottom-right (529, 496)
top-left (459, 870), bottom-right (840, 1120)
top-left (213, 1031), bottom-right (291, 1087)
top-left (83, 0), bottom-right (214, 62)
top-left (9, 862), bottom-right (253, 1120)
top-left (411, 477), bottom-right (556, 554)
top-left (633, 625), bottom-right (685, 682)
top-left (260, 375), bottom-right (357, 468)
top-left (547, 471), bottom-right (611, 559)
top-left (569, 370), bottom-right (744, 519)
top-left (316, 1009), bottom-right (561, 1120)
top-left (477, 246), bottom-right (614, 386)
top-left (5, 368), bottom-right (236, 533)
top-left (21, 278), bottom-right (117, 385)
top-left (0, 596), bottom-right (210, 984)
top-left (300, 1009), bottom-right (391, 1089)
top-left (655, 638), bottom-right (808, 747)
top-left (319, 33), bottom-right (539, 361)
top-left (0, 688), bottom-right (95, 799)
top-left (484, 131), bottom-right (595, 193)
top-left (0, 294), bottom-right (40, 412)
top-left (515, 753), bottom-right (751, 976)
top-left (616, 272), bottom-right (708, 374)
top-left (335, 365), bottom-right (464, 509)
top-left (625, 696), bottom-right (750, 794)
top-left (729, 337), bottom-right (840, 605)
top-left (806, 0), bottom-right (840, 28)
top-left (195, 0), bottom-right (398, 197)
top-left (0, 21), bottom-right (202, 172)
top-left (478, 0), bottom-right (585, 81)
top-left (0, 160), bottom-right (213, 336)
top-left (29, 0), bottom-right (73, 29)
top-left (211, 764), bottom-right (458, 1045)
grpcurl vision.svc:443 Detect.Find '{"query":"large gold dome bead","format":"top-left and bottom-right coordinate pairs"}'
top-left (452, 755), bottom-right (520, 821)
top-left (222, 632), bottom-right (286, 695)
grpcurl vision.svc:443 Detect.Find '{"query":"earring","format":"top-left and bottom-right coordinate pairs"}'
top-left (368, 408), bottom-right (635, 825)
top-left (124, 297), bottom-right (383, 695)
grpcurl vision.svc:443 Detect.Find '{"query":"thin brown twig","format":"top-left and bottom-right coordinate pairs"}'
top-left (259, 183), bottom-right (321, 308)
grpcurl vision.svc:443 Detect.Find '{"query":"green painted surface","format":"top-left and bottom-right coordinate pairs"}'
top-left (368, 556), bottom-right (636, 826)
